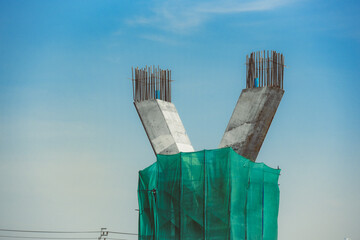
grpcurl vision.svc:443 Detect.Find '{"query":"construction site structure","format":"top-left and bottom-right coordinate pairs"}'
top-left (133, 50), bottom-right (285, 240)
top-left (219, 51), bottom-right (285, 161)
top-left (132, 66), bottom-right (194, 155)
top-left (138, 147), bottom-right (281, 240)
top-left (132, 51), bottom-right (285, 161)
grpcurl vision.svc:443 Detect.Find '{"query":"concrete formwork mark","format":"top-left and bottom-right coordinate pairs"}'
top-left (156, 100), bottom-right (194, 150)
top-left (134, 101), bottom-right (157, 155)
top-left (219, 87), bottom-right (284, 161)
top-left (134, 99), bottom-right (194, 155)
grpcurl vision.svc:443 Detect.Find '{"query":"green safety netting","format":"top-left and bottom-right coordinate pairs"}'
top-left (138, 147), bottom-right (280, 240)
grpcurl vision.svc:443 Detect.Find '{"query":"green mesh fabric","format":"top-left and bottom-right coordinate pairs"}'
top-left (138, 147), bottom-right (280, 240)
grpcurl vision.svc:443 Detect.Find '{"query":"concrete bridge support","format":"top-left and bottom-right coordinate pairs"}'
top-left (134, 99), bottom-right (194, 155)
top-left (219, 87), bottom-right (284, 161)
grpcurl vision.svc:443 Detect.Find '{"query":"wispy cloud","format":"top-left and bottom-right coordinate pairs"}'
top-left (198, 0), bottom-right (292, 13)
top-left (127, 0), bottom-right (295, 34)
top-left (140, 34), bottom-right (182, 45)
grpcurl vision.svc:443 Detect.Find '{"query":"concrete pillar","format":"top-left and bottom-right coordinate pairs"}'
top-left (134, 99), bottom-right (194, 155)
top-left (219, 87), bottom-right (284, 161)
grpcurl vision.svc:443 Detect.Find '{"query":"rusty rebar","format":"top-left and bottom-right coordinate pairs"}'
top-left (245, 50), bottom-right (284, 89)
top-left (132, 66), bottom-right (173, 102)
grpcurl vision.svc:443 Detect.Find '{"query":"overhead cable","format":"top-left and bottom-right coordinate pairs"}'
top-left (0, 229), bottom-right (99, 234)
top-left (0, 228), bottom-right (138, 237)
top-left (108, 231), bottom-right (138, 236)
top-left (0, 236), bottom-right (96, 239)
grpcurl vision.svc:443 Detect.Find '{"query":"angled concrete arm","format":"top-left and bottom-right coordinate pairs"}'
top-left (134, 99), bottom-right (194, 155)
top-left (219, 87), bottom-right (284, 162)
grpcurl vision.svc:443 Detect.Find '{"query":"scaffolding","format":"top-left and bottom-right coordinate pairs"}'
top-left (138, 148), bottom-right (281, 240)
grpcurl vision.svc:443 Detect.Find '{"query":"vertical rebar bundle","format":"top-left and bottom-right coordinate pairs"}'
top-left (246, 50), bottom-right (285, 89)
top-left (132, 66), bottom-right (172, 102)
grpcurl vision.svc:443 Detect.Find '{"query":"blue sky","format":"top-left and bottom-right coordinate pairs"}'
top-left (0, 0), bottom-right (359, 239)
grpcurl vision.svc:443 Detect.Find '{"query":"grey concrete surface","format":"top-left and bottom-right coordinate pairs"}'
top-left (219, 87), bottom-right (284, 161)
top-left (134, 99), bottom-right (194, 155)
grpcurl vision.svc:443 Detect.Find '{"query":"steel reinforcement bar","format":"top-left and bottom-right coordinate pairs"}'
top-left (246, 50), bottom-right (285, 89)
top-left (132, 66), bottom-right (172, 102)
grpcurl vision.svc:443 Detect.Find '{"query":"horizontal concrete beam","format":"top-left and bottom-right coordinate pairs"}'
top-left (219, 87), bottom-right (284, 161)
top-left (134, 99), bottom-right (194, 155)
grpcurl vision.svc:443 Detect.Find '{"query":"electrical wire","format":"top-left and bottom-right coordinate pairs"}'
top-left (0, 235), bottom-right (130, 240)
top-left (0, 236), bottom-right (95, 239)
top-left (0, 229), bottom-right (99, 234)
top-left (108, 231), bottom-right (138, 236)
top-left (0, 228), bottom-right (138, 237)
top-left (0, 237), bottom-right (131, 240)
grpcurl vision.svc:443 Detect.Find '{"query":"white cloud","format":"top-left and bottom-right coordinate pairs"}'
top-left (128, 0), bottom-right (294, 34)
top-left (140, 34), bottom-right (181, 45)
top-left (198, 0), bottom-right (292, 13)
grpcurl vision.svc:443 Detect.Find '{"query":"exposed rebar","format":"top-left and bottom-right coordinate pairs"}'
top-left (246, 50), bottom-right (285, 89)
top-left (132, 66), bottom-right (172, 102)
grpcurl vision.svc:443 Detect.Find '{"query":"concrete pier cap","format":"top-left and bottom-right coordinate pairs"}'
top-left (219, 87), bottom-right (284, 161)
top-left (132, 66), bottom-right (194, 156)
top-left (134, 99), bottom-right (194, 155)
top-left (219, 50), bottom-right (285, 162)
top-left (132, 51), bottom-right (285, 161)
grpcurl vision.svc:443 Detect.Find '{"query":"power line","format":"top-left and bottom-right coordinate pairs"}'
top-left (108, 231), bottom-right (137, 236)
top-left (0, 228), bottom-right (138, 237)
top-left (0, 236), bottom-right (96, 239)
top-left (0, 235), bottom-right (129, 240)
top-left (0, 229), bottom-right (99, 234)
